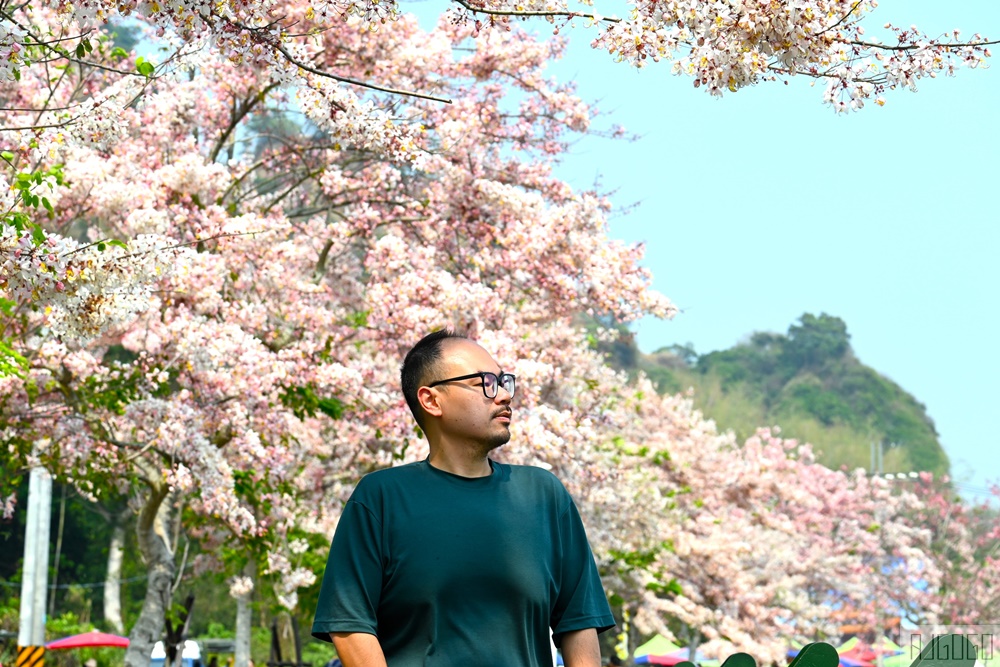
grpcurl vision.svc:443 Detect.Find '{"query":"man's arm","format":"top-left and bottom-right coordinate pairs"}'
top-left (560, 628), bottom-right (602, 667)
top-left (330, 632), bottom-right (387, 667)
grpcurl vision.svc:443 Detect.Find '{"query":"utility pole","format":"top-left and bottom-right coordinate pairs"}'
top-left (870, 441), bottom-right (892, 667)
top-left (17, 467), bottom-right (52, 667)
top-left (869, 442), bottom-right (884, 667)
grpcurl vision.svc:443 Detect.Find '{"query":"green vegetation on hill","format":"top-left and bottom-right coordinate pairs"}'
top-left (601, 313), bottom-right (949, 477)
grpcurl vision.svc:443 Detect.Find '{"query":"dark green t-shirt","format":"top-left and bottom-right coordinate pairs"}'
top-left (311, 459), bottom-right (615, 667)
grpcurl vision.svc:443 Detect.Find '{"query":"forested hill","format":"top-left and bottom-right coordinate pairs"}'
top-left (601, 313), bottom-right (950, 477)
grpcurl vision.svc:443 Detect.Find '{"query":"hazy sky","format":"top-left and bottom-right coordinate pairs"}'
top-left (408, 0), bottom-right (1000, 500)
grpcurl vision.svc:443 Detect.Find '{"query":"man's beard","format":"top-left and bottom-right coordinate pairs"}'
top-left (475, 427), bottom-right (511, 456)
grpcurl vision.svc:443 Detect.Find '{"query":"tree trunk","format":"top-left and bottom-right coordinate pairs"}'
top-left (687, 625), bottom-right (701, 663)
top-left (234, 564), bottom-right (254, 667)
top-left (104, 508), bottom-right (129, 634)
top-left (124, 483), bottom-right (175, 667)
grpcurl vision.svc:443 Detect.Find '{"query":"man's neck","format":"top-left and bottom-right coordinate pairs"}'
top-left (426, 444), bottom-right (493, 478)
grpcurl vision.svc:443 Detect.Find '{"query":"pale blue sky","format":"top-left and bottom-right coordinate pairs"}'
top-left (407, 0), bottom-right (1000, 499)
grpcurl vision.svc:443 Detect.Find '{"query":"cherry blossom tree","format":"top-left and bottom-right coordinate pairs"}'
top-left (0, 8), bottom-right (679, 665)
top-left (577, 386), bottom-right (947, 664)
top-left (457, 0), bottom-right (997, 111)
top-left (905, 476), bottom-right (1000, 627)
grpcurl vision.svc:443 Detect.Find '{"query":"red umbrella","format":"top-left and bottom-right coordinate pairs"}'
top-left (47, 630), bottom-right (130, 650)
top-left (839, 641), bottom-right (902, 667)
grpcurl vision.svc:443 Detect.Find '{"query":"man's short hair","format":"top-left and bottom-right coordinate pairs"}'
top-left (401, 329), bottom-right (467, 429)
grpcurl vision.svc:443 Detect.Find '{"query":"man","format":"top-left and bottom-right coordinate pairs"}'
top-left (312, 330), bottom-right (615, 667)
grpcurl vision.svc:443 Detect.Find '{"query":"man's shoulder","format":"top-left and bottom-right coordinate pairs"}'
top-left (344, 462), bottom-right (428, 513)
top-left (358, 461), bottom-right (426, 486)
top-left (500, 461), bottom-right (558, 478)
top-left (498, 462), bottom-right (570, 492)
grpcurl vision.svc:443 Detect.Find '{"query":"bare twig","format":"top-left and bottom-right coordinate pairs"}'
top-left (209, 83), bottom-right (280, 163)
top-left (0, 102), bottom-right (88, 113)
top-left (813, 1), bottom-right (864, 38)
top-left (0, 120), bottom-right (76, 132)
top-left (273, 41), bottom-right (453, 104)
top-left (451, 0), bottom-right (620, 23)
top-left (850, 38), bottom-right (1000, 51)
top-left (57, 230), bottom-right (274, 261)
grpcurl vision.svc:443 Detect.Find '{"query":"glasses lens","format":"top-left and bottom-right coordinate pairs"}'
top-left (500, 373), bottom-right (515, 397)
top-left (482, 373), bottom-right (498, 398)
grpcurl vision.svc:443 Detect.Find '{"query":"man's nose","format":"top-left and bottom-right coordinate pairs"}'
top-left (495, 386), bottom-right (513, 404)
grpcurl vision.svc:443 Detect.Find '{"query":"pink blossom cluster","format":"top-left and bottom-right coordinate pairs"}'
top-left (228, 575), bottom-right (255, 598)
top-left (0, 20), bottom-right (24, 82)
top-left (451, 0), bottom-right (993, 110)
top-left (0, 226), bottom-right (184, 339)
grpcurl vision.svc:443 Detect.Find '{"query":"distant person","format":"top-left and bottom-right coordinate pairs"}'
top-left (312, 330), bottom-right (615, 666)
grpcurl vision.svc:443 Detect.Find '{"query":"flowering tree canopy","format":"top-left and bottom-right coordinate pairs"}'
top-left (0, 6), bottom-right (680, 663)
top-left (1, 0), bottom-right (997, 662)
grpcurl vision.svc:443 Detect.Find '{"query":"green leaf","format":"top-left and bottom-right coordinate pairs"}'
top-left (24, 378), bottom-right (39, 404)
top-left (41, 197), bottom-right (53, 212)
top-left (279, 384), bottom-right (346, 421)
top-left (75, 43), bottom-right (86, 58)
top-left (347, 309), bottom-right (370, 328)
top-left (0, 339), bottom-right (29, 379)
top-left (136, 57), bottom-right (155, 77)
top-left (317, 397), bottom-right (344, 420)
top-left (84, 38), bottom-right (93, 53)
top-left (652, 450), bottom-right (671, 465)
top-left (106, 239), bottom-right (128, 249)
top-left (110, 47), bottom-right (128, 59)
top-left (30, 225), bottom-right (46, 246)
top-left (97, 242), bottom-right (106, 252)
top-left (5, 212), bottom-right (28, 233)
top-left (1, 151), bottom-right (14, 163)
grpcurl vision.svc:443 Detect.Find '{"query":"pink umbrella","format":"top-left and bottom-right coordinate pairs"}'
top-left (635, 655), bottom-right (688, 666)
top-left (47, 630), bottom-right (130, 650)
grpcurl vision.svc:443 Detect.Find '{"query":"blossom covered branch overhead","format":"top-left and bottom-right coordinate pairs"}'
top-left (451, 0), bottom-right (996, 110)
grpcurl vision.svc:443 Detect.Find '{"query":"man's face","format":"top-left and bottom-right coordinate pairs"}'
top-left (428, 339), bottom-right (513, 452)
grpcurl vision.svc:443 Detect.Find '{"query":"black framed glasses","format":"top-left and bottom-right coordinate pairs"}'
top-left (427, 372), bottom-right (516, 399)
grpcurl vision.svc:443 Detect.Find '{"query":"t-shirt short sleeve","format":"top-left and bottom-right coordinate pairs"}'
top-left (550, 489), bottom-right (616, 644)
top-left (311, 495), bottom-right (384, 642)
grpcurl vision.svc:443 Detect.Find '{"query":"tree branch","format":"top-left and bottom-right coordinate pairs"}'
top-left (0, 120), bottom-right (76, 132)
top-left (813, 1), bottom-right (864, 38)
top-left (209, 83), bottom-right (280, 163)
top-left (850, 38), bottom-right (1000, 51)
top-left (272, 41), bottom-right (453, 104)
top-left (451, 0), bottom-right (620, 23)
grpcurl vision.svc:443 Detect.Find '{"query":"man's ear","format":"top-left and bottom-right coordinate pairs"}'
top-left (417, 386), bottom-right (443, 418)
